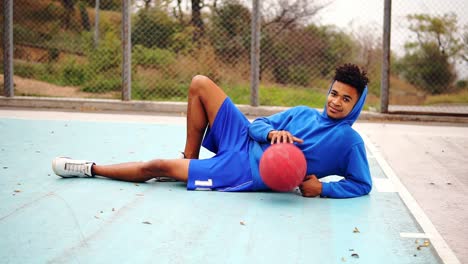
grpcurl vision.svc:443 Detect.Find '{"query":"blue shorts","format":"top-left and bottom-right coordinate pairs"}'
top-left (187, 98), bottom-right (256, 192)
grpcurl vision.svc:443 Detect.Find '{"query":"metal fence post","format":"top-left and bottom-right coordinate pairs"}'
top-left (380, 0), bottom-right (391, 113)
top-left (250, 0), bottom-right (260, 107)
top-left (122, 0), bottom-right (131, 101)
top-left (3, 0), bottom-right (14, 97)
top-left (94, 0), bottom-right (100, 48)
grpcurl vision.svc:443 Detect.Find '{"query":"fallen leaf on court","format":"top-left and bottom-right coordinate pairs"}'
top-left (14, 190), bottom-right (21, 193)
top-left (136, 193), bottom-right (144, 196)
top-left (353, 227), bottom-right (360, 233)
top-left (341, 257), bottom-right (346, 262)
top-left (142, 221), bottom-right (152, 225)
top-left (134, 183), bottom-right (139, 186)
top-left (94, 216), bottom-right (100, 219)
top-left (417, 240), bottom-right (430, 250)
top-left (351, 253), bottom-right (359, 258)
top-left (240, 221), bottom-right (246, 226)
top-left (112, 208), bottom-right (115, 212)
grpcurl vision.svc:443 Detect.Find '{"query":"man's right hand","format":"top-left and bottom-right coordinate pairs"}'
top-left (268, 130), bottom-right (304, 144)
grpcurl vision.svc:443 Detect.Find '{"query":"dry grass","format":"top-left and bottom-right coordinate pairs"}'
top-left (425, 89), bottom-right (468, 105)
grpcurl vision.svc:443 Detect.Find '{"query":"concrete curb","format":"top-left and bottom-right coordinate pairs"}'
top-left (1, 96), bottom-right (468, 124)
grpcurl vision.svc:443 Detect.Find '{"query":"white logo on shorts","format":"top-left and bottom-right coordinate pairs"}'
top-left (195, 179), bottom-right (213, 187)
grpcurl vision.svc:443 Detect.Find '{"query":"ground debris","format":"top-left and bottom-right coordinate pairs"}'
top-left (417, 240), bottom-right (431, 250)
top-left (353, 227), bottom-right (360, 233)
top-left (351, 253), bottom-right (359, 259)
top-left (142, 221), bottom-right (152, 225)
top-left (240, 221), bottom-right (246, 226)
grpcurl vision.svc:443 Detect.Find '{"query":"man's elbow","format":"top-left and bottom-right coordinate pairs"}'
top-left (361, 181), bottom-right (372, 195)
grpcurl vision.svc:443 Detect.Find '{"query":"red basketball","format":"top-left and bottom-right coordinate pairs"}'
top-left (259, 143), bottom-right (307, 192)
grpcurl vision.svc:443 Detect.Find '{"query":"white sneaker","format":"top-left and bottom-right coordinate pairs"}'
top-left (52, 157), bottom-right (95, 178)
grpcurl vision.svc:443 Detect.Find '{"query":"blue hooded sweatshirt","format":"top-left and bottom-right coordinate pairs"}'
top-left (247, 84), bottom-right (372, 198)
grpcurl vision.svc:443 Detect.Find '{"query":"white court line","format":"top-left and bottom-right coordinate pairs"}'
top-left (400, 232), bottom-right (431, 239)
top-left (0, 109), bottom-right (187, 124)
top-left (372, 178), bottom-right (396, 193)
top-left (362, 134), bottom-right (460, 264)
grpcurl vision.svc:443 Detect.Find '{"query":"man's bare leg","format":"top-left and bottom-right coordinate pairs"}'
top-left (92, 159), bottom-right (190, 183)
top-left (53, 75), bottom-right (228, 182)
top-left (183, 75), bottom-right (228, 159)
top-left (91, 76), bottom-right (226, 181)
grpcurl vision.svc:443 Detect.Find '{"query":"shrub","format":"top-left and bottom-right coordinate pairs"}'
top-left (87, 32), bottom-right (121, 73)
top-left (455, 80), bottom-right (467, 90)
top-left (132, 78), bottom-right (187, 100)
top-left (62, 59), bottom-right (86, 86)
top-left (132, 45), bottom-right (176, 68)
top-left (209, 3), bottom-right (251, 63)
top-left (82, 74), bottom-right (121, 93)
top-left (132, 9), bottom-right (178, 49)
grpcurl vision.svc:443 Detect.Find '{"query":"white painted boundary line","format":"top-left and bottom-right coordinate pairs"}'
top-left (400, 232), bottom-right (431, 239)
top-left (362, 134), bottom-right (460, 264)
top-left (0, 109), bottom-right (187, 125)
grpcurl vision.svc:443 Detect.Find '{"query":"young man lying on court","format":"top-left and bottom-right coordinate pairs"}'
top-left (52, 63), bottom-right (372, 198)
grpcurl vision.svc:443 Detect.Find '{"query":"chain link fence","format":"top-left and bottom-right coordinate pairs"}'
top-left (389, 0), bottom-right (468, 114)
top-left (2, 0), bottom-right (468, 113)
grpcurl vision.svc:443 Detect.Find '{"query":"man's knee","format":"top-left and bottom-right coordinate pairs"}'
top-left (141, 159), bottom-right (162, 176)
top-left (189, 75), bottom-right (210, 94)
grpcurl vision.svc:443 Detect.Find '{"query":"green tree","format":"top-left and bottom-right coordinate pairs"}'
top-left (395, 13), bottom-right (463, 94)
top-left (261, 24), bottom-right (355, 85)
top-left (209, 2), bottom-right (251, 63)
top-left (396, 43), bottom-right (455, 94)
top-left (132, 9), bottom-right (178, 49)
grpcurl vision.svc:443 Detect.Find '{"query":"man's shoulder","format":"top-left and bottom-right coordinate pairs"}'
top-left (337, 125), bottom-right (364, 144)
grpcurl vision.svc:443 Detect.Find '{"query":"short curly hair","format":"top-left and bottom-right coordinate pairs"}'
top-left (334, 63), bottom-right (369, 96)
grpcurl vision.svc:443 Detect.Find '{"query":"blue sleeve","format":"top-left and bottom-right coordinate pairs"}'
top-left (320, 143), bottom-right (372, 198)
top-left (248, 107), bottom-right (297, 143)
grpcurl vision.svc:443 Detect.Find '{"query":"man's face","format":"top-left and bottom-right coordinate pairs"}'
top-left (326, 81), bottom-right (359, 119)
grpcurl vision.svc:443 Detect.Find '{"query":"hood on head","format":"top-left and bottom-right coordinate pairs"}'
top-left (321, 80), bottom-right (368, 126)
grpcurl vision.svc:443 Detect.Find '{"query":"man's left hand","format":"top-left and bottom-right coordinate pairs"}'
top-left (299, 175), bottom-right (322, 197)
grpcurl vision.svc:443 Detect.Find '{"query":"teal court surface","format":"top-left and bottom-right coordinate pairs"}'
top-left (0, 110), bottom-right (460, 264)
